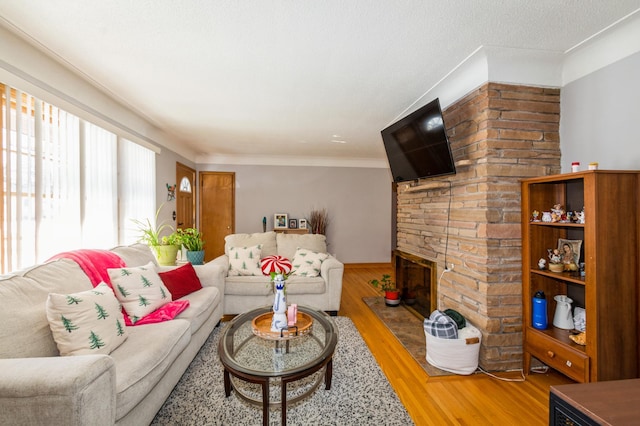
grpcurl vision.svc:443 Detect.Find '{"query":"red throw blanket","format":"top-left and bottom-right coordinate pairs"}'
top-left (49, 249), bottom-right (125, 285)
top-left (48, 249), bottom-right (189, 326)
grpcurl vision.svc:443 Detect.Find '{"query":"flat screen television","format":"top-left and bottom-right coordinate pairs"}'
top-left (381, 98), bottom-right (456, 183)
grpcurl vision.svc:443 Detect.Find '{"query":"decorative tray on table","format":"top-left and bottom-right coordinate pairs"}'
top-left (251, 312), bottom-right (313, 340)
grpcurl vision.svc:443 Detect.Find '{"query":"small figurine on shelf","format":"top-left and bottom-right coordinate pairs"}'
top-left (542, 211), bottom-right (552, 222)
top-left (547, 248), bottom-right (564, 273)
top-left (575, 209), bottom-right (585, 224)
top-left (531, 210), bottom-right (540, 222)
top-left (565, 211), bottom-right (573, 223)
top-left (538, 258), bottom-right (546, 270)
top-left (550, 204), bottom-right (564, 223)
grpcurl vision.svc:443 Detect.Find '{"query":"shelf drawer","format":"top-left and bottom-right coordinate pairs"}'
top-left (526, 330), bottom-right (589, 382)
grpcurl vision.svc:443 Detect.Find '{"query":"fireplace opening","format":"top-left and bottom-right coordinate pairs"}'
top-left (392, 250), bottom-right (437, 320)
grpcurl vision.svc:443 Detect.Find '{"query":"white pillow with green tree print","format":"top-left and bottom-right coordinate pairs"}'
top-left (108, 261), bottom-right (172, 324)
top-left (291, 248), bottom-right (329, 278)
top-left (228, 244), bottom-right (263, 276)
top-left (46, 282), bottom-right (128, 356)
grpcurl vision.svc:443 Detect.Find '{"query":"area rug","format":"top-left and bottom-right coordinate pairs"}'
top-left (363, 296), bottom-right (452, 377)
top-left (152, 317), bottom-right (414, 425)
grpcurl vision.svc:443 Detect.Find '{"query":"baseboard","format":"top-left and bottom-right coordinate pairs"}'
top-left (344, 262), bottom-right (391, 269)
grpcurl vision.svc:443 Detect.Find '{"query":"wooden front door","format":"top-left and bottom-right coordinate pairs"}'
top-left (199, 172), bottom-right (235, 261)
top-left (176, 162), bottom-right (196, 230)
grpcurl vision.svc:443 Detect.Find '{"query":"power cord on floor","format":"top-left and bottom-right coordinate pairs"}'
top-left (475, 365), bottom-right (549, 382)
top-left (476, 367), bottom-right (526, 382)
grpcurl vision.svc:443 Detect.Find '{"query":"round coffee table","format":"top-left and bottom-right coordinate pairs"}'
top-left (218, 306), bottom-right (338, 426)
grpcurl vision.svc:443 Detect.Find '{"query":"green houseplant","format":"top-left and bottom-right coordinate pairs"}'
top-left (177, 227), bottom-right (205, 265)
top-left (131, 205), bottom-right (180, 266)
top-left (369, 274), bottom-right (401, 307)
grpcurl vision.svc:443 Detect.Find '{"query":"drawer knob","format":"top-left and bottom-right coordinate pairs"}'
top-left (547, 351), bottom-right (555, 358)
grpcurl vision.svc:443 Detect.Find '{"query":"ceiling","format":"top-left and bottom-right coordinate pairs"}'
top-left (1, 1), bottom-right (639, 165)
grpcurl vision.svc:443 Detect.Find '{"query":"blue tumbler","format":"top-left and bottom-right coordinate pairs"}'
top-left (532, 290), bottom-right (547, 330)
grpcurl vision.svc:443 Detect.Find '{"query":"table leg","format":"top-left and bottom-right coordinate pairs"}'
top-left (281, 380), bottom-right (287, 426)
top-left (325, 358), bottom-right (333, 390)
top-left (223, 369), bottom-right (232, 397)
top-left (261, 379), bottom-right (269, 426)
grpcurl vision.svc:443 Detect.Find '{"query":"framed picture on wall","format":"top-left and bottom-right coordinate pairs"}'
top-left (289, 219), bottom-right (298, 229)
top-left (274, 214), bottom-right (288, 229)
top-left (299, 218), bottom-right (307, 229)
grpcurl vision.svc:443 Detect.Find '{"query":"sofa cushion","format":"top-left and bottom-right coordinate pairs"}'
top-left (224, 231), bottom-right (277, 257)
top-left (276, 233), bottom-right (327, 260)
top-left (108, 262), bottom-right (172, 324)
top-left (45, 282), bottom-right (128, 356)
top-left (109, 319), bottom-right (191, 420)
top-left (109, 243), bottom-right (157, 267)
top-left (158, 262), bottom-right (203, 300)
top-left (285, 276), bottom-right (326, 294)
top-left (176, 286), bottom-right (220, 334)
top-left (0, 259), bottom-right (93, 358)
top-left (225, 276), bottom-right (272, 296)
top-left (228, 245), bottom-right (263, 276)
top-left (291, 248), bottom-right (329, 278)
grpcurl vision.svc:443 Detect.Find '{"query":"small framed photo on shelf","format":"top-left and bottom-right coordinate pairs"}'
top-left (299, 218), bottom-right (307, 229)
top-left (289, 219), bottom-right (298, 229)
top-left (557, 238), bottom-right (582, 266)
top-left (274, 213), bottom-right (288, 229)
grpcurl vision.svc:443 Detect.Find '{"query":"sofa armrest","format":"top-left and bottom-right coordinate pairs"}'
top-left (193, 259), bottom-right (226, 296)
top-left (0, 355), bottom-right (115, 426)
top-left (208, 254), bottom-right (229, 272)
top-left (321, 256), bottom-right (344, 312)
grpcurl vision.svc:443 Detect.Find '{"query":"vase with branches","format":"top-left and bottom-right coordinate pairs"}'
top-left (307, 208), bottom-right (329, 235)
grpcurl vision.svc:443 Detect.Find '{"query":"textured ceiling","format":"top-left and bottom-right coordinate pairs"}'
top-left (1, 1), bottom-right (639, 164)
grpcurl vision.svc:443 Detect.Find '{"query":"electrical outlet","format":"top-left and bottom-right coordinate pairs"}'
top-left (449, 263), bottom-right (454, 271)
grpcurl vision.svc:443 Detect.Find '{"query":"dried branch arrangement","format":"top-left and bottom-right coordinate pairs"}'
top-left (307, 208), bottom-right (329, 235)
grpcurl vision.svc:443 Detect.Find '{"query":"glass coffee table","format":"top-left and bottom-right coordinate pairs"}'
top-left (218, 306), bottom-right (338, 426)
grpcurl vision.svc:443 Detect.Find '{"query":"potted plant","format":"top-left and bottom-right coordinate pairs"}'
top-left (369, 274), bottom-right (401, 307)
top-left (177, 227), bottom-right (205, 265)
top-left (131, 205), bottom-right (180, 266)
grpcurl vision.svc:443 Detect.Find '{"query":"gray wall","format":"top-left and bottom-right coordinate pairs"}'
top-left (198, 164), bottom-right (392, 264)
top-left (560, 51), bottom-right (640, 172)
top-left (155, 150), bottom-right (195, 230)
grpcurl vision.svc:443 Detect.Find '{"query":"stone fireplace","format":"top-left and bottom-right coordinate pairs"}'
top-left (395, 82), bottom-right (561, 371)
top-left (393, 250), bottom-right (437, 319)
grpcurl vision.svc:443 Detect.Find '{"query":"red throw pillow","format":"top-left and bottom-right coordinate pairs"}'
top-left (158, 262), bottom-right (203, 300)
top-left (260, 255), bottom-right (292, 275)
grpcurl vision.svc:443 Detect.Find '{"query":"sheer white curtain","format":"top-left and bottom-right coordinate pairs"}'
top-left (2, 87), bottom-right (82, 270)
top-left (119, 138), bottom-right (156, 245)
top-left (2, 83), bottom-right (157, 273)
top-left (38, 101), bottom-right (82, 258)
top-left (81, 122), bottom-right (118, 248)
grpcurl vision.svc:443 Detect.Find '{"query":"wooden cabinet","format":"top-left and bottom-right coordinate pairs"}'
top-left (521, 171), bottom-right (640, 382)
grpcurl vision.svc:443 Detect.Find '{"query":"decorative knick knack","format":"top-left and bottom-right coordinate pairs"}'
top-left (271, 274), bottom-right (288, 332)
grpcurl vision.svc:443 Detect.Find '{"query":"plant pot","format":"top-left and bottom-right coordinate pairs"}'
top-left (384, 290), bottom-right (401, 307)
top-left (186, 250), bottom-right (205, 265)
top-left (152, 245), bottom-right (180, 266)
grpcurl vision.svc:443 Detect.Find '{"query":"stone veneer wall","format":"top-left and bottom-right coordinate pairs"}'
top-left (396, 82), bottom-right (561, 370)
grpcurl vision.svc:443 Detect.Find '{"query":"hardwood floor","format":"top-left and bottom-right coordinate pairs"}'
top-left (338, 265), bottom-right (572, 426)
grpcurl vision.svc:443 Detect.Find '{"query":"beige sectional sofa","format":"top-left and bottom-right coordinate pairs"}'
top-left (209, 231), bottom-right (344, 315)
top-left (0, 244), bottom-right (225, 426)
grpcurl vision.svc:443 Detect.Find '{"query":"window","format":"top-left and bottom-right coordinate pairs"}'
top-left (179, 176), bottom-right (192, 193)
top-left (1, 83), bottom-right (156, 273)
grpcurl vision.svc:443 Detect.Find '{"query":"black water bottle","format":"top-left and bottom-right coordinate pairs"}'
top-left (532, 290), bottom-right (547, 330)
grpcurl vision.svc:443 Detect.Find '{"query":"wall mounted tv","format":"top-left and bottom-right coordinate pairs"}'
top-left (381, 98), bottom-right (456, 183)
